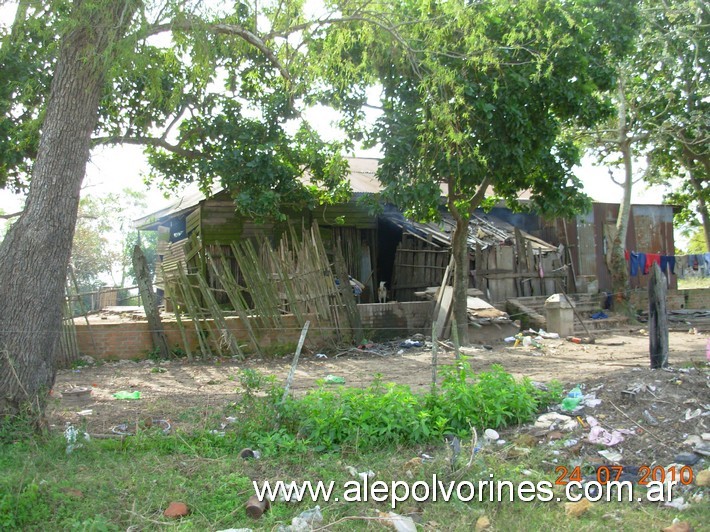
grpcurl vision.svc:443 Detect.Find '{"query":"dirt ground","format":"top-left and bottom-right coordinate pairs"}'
top-left (50, 328), bottom-right (709, 466)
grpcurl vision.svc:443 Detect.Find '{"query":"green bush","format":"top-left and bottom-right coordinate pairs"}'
top-left (272, 360), bottom-right (562, 451)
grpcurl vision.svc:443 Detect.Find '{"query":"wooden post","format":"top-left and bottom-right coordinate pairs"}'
top-left (334, 239), bottom-right (364, 344)
top-left (132, 244), bottom-right (170, 359)
top-left (431, 322), bottom-right (438, 393)
top-left (281, 321), bottom-right (310, 404)
top-left (648, 262), bottom-right (669, 368)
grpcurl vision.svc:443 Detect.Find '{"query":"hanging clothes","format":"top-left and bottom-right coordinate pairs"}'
top-left (629, 252), bottom-right (646, 276)
top-left (645, 253), bottom-right (661, 274)
top-left (660, 255), bottom-right (676, 276)
top-left (676, 255), bottom-right (687, 278)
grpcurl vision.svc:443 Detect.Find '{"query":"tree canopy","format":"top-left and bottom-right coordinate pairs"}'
top-left (316, 0), bottom-right (639, 339)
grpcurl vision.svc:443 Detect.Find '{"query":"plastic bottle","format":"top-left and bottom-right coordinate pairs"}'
top-left (561, 386), bottom-right (583, 411)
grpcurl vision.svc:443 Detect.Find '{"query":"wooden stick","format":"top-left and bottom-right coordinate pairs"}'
top-left (280, 320), bottom-right (310, 404)
top-left (431, 322), bottom-right (438, 392)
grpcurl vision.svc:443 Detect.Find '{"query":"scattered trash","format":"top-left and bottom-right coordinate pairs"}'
top-left (112, 390), bottom-right (141, 400)
top-left (240, 448), bottom-right (260, 460)
top-left (209, 430), bottom-right (226, 437)
top-left (475, 515), bottom-right (491, 531)
top-left (586, 416), bottom-right (633, 446)
top-left (296, 506), bottom-right (323, 528)
top-left (673, 453), bottom-right (700, 466)
top-left (277, 481), bottom-right (303, 502)
top-left (684, 408), bottom-right (702, 420)
top-left (245, 495), bottom-right (270, 518)
top-left (664, 496), bottom-right (690, 511)
top-left (111, 424), bottom-right (133, 436)
top-left (76, 409), bottom-right (93, 416)
top-left (315, 353), bottom-right (328, 359)
top-left (582, 394), bottom-right (601, 408)
top-left (642, 410), bottom-right (659, 426)
top-left (377, 511), bottom-right (417, 532)
top-left (324, 375), bottom-right (345, 384)
top-left (563, 439), bottom-right (579, 448)
top-left (535, 412), bottom-right (577, 432)
top-left (695, 469), bottom-right (710, 487)
top-left (399, 339), bottom-right (424, 348)
top-left (64, 423), bottom-right (89, 454)
top-left (564, 498), bottom-right (592, 517)
top-left (693, 442), bottom-right (710, 457)
top-left (662, 519), bottom-right (692, 532)
top-left (598, 449), bottom-right (623, 462)
top-left (164, 501), bottom-right (189, 519)
top-left (590, 311), bottom-right (608, 320)
top-left (483, 428), bottom-right (500, 442)
top-left (561, 386), bottom-right (583, 412)
top-left (536, 329), bottom-right (560, 339)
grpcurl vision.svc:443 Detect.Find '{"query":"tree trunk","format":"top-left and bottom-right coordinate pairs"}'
top-left (0, 1), bottom-right (134, 420)
top-left (449, 206), bottom-right (470, 345)
top-left (685, 156), bottom-right (710, 251)
top-left (607, 76), bottom-right (633, 314)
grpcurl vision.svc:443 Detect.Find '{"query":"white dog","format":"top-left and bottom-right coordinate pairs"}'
top-left (378, 281), bottom-right (387, 303)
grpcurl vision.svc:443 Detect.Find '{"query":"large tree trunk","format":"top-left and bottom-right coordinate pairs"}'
top-left (685, 153), bottom-right (710, 251)
top-left (0, 1), bottom-right (134, 420)
top-left (449, 205), bottom-right (470, 346)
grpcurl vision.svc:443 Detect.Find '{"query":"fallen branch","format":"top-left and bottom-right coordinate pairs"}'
top-left (608, 400), bottom-right (673, 450)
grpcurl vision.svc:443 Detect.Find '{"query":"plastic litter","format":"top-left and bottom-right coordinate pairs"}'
top-left (324, 375), bottom-right (345, 384)
top-left (561, 386), bottom-right (583, 411)
top-left (642, 410), bottom-right (659, 426)
top-left (483, 428), bottom-right (500, 442)
top-left (684, 408), bottom-right (702, 420)
top-left (112, 390), bottom-right (141, 400)
top-left (598, 449), bottom-right (623, 462)
top-left (536, 329), bottom-right (560, 339)
top-left (399, 339), bottom-right (424, 348)
top-left (664, 497), bottom-right (690, 511)
top-left (64, 423), bottom-right (90, 454)
top-left (586, 416), bottom-right (634, 446)
top-left (296, 506), bottom-right (323, 527)
top-left (315, 353), bottom-right (328, 359)
top-left (590, 311), bottom-right (608, 320)
top-left (535, 412), bottom-right (577, 432)
top-left (378, 511), bottom-right (417, 532)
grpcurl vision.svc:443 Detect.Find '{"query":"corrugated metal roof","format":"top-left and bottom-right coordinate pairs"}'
top-left (382, 206), bottom-right (557, 252)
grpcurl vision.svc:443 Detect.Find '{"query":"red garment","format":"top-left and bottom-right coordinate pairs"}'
top-left (624, 250), bottom-right (630, 261)
top-left (645, 253), bottom-right (661, 274)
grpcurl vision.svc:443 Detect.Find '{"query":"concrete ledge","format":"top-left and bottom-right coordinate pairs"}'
top-left (357, 301), bottom-right (434, 340)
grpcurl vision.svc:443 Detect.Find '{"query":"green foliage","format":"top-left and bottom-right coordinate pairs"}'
top-left (271, 363), bottom-right (561, 451)
top-left (0, 482), bottom-right (51, 529)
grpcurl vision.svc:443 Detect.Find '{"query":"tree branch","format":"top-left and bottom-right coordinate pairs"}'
top-left (92, 135), bottom-right (200, 158)
top-left (0, 211), bottom-right (23, 220)
top-left (141, 20), bottom-right (290, 81)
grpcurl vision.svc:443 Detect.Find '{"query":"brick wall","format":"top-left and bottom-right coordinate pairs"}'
top-left (629, 288), bottom-right (710, 311)
top-left (75, 314), bottom-right (334, 360)
top-left (357, 301), bottom-right (434, 340)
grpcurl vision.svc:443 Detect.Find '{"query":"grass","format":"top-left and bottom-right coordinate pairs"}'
top-left (678, 277), bottom-right (710, 290)
top-left (1, 366), bottom-right (707, 530)
top-left (1, 430), bottom-right (707, 531)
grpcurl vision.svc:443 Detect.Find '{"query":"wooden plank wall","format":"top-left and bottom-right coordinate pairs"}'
top-left (475, 237), bottom-right (566, 306)
top-left (391, 235), bottom-right (449, 302)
